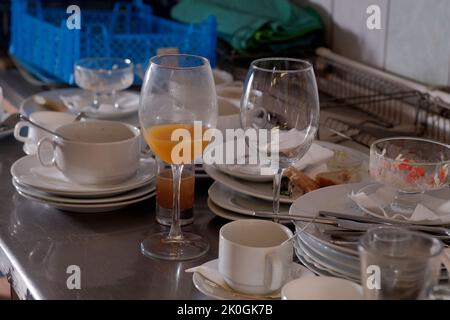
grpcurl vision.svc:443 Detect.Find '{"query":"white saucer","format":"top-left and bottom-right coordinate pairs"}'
top-left (192, 259), bottom-right (314, 300)
top-left (13, 178), bottom-right (155, 204)
top-left (20, 88), bottom-right (139, 123)
top-left (207, 198), bottom-right (257, 221)
top-left (11, 155), bottom-right (156, 198)
top-left (208, 181), bottom-right (290, 216)
top-left (15, 186), bottom-right (155, 213)
top-left (61, 90), bottom-right (139, 119)
top-left (204, 141), bottom-right (367, 183)
top-left (204, 164), bottom-right (294, 204)
top-left (207, 198), bottom-right (292, 225)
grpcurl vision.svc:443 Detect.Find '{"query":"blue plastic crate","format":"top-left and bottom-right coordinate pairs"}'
top-left (9, 0), bottom-right (217, 84)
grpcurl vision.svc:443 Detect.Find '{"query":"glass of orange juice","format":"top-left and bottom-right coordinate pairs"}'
top-left (139, 54), bottom-right (217, 260)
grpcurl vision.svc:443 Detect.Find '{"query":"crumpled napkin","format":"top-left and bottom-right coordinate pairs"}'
top-left (60, 92), bottom-right (138, 114)
top-left (349, 187), bottom-right (450, 223)
top-left (222, 142), bottom-right (334, 176)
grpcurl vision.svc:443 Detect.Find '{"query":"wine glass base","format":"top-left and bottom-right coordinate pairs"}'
top-left (140, 232), bottom-right (209, 261)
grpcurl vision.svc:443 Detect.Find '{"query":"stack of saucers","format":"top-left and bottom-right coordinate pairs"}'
top-left (11, 155), bottom-right (156, 213)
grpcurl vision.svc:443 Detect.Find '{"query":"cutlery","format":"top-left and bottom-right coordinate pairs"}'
top-left (19, 114), bottom-right (70, 141)
top-left (319, 211), bottom-right (450, 236)
top-left (324, 228), bottom-right (450, 241)
top-left (250, 211), bottom-right (337, 226)
top-left (254, 211), bottom-right (450, 241)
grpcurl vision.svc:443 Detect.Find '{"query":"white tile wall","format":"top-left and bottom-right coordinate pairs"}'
top-left (384, 0), bottom-right (450, 86)
top-left (294, 0), bottom-right (450, 86)
top-left (332, 0), bottom-right (389, 68)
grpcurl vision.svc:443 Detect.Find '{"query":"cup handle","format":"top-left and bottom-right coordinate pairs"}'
top-left (37, 138), bottom-right (56, 167)
top-left (265, 253), bottom-right (284, 292)
top-left (13, 121), bottom-right (30, 143)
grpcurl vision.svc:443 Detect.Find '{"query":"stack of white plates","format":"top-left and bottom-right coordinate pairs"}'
top-left (10, 155), bottom-right (156, 213)
top-left (290, 183), bottom-right (450, 282)
top-left (204, 141), bottom-right (371, 222)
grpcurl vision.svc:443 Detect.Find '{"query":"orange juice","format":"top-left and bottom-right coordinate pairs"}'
top-left (144, 123), bottom-right (209, 164)
top-left (156, 169), bottom-right (195, 210)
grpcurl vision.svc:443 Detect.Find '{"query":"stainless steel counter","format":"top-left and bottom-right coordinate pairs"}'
top-left (0, 135), bottom-right (224, 299)
top-left (0, 68), bottom-right (368, 300)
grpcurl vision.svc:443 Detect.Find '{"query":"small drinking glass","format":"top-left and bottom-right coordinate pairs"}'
top-left (74, 57), bottom-right (134, 109)
top-left (359, 226), bottom-right (444, 300)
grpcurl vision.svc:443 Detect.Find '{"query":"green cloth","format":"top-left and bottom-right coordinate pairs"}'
top-left (171, 0), bottom-right (323, 53)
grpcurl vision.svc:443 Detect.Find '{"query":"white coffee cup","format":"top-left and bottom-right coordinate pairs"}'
top-left (217, 97), bottom-right (240, 132)
top-left (14, 111), bottom-right (77, 155)
top-left (218, 219), bottom-right (293, 295)
top-left (37, 120), bottom-right (141, 185)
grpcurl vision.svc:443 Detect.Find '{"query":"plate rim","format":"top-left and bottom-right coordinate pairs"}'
top-left (192, 258), bottom-right (314, 300)
top-left (11, 155), bottom-right (156, 197)
top-left (20, 88), bottom-right (139, 119)
top-left (13, 178), bottom-right (155, 204)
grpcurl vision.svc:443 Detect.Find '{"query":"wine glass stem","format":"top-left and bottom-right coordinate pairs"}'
top-left (93, 92), bottom-right (100, 107)
top-left (168, 164), bottom-right (184, 240)
top-left (272, 168), bottom-right (284, 223)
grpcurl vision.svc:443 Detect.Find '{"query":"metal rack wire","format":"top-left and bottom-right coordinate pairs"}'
top-left (314, 51), bottom-right (450, 146)
top-left (218, 46), bottom-right (450, 146)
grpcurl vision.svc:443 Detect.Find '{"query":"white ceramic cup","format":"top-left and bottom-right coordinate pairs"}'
top-left (37, 120), bottom-right (141, 185)
top-left (218, 219), bottom-right (293, 295)
top-left (281, 276), bottom-right (363, 300)
top-left (216, 97), bottom-right (240, 132)
top-left (14, 111), bottom-right (77, 155)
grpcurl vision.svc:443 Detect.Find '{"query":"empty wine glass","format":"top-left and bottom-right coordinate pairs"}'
top-left (74, 57), bottom-right (134, 109)
top-left (240, 58), bottom-right (320, 221)
top-left (139, 54), bottom-right (217, 260)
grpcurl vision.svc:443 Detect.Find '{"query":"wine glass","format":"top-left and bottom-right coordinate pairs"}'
top-left (240, 58), bottom-right (320, 220)
top-left (139, 54), bottom-right (217, 260)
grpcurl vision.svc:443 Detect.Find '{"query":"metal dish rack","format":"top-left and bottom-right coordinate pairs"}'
top-left (314, 49), bottom-right (450, 146)
top-left (219, 46), bottom-right (450, 146)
